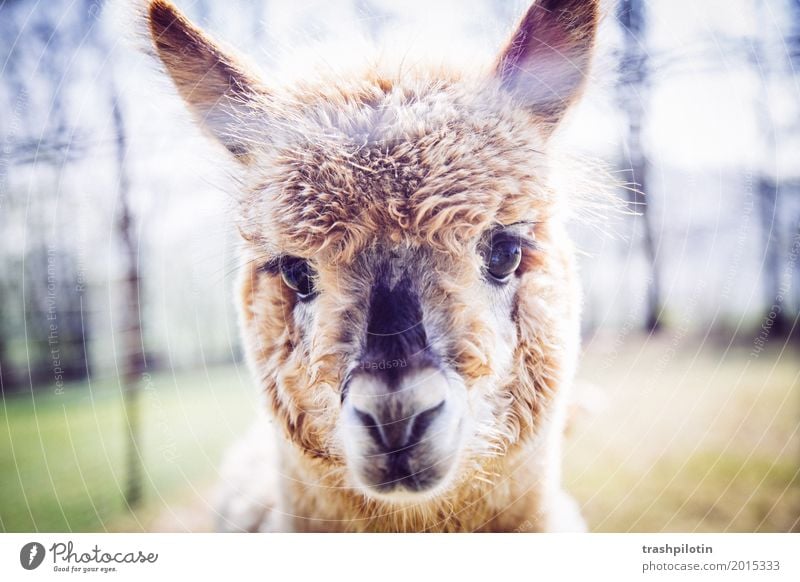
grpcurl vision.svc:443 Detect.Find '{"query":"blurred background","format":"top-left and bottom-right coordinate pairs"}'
top-left (0, 0), bottom-right (797, 532)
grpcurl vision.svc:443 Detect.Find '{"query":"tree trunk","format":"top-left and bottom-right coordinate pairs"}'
top-left (111, 91), bottom-right (146, 508)
top-left (618, 0), bottom-right (661, 332)
top-left (752, 5), bottom-right (793, 338)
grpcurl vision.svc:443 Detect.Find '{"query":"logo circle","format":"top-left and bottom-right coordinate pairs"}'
top-left (20, 542), bottom-right (46, 570)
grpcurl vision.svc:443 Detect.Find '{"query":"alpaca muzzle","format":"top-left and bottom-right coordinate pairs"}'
top-left (337, 262), bottom-right (467, 499)
top-left (341, 365), bottom-right (464, 498)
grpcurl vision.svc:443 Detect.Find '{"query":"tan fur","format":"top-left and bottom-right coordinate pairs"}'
top-left (146, 0), bottom-right (599, 532)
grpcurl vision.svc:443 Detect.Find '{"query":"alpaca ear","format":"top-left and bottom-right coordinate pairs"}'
top-left (495, 0), bottom-right (600, 134)
top-left (146, 0), bottom-right (266, 160)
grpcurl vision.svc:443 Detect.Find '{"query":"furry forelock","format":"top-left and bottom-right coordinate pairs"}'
top-left (235, 71), bottom-right (557, 266)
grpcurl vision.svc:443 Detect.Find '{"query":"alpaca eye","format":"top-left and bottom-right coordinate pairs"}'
top-left (280, 258), bottom-right (317, 299)
top-left (485, 239), bottom-right (522, 281)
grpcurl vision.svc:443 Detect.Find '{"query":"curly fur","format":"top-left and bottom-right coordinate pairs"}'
top-left (145, 0), bottom-right (600, 532)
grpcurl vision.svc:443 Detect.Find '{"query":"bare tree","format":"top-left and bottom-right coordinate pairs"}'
top-left (751, 0), bottom-right (795, 336)
top-left (617, 0), bottom-right (661, 332)
top-left (110, 88), bottom-right (146, 507)
top-left (0, 0), bottom-right (92, 390)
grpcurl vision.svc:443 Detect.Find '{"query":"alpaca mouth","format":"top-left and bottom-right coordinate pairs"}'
top-left (377, 451), bottom-right (439, 492)
top-left (360, 450), bottom-right (455, 499)
top-left (351, 438), bottom-right (460, 501)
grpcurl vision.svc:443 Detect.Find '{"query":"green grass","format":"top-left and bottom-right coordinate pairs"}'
top-left (0, 365), bottom-right (255, 532)
top-left (564, 337), bottom-right (800, 532)
top-left (1, 337), bottom-right (797, 532)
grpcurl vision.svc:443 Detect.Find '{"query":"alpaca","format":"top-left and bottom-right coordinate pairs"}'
top-left (145, 0), bottom-right (600, 532)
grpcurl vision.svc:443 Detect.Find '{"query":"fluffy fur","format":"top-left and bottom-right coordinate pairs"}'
top-left (145, 0), bottom-right (600, 532)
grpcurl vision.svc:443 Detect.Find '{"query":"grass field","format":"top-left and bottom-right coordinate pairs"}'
top-left (565, 335), bottom-right (799, 532)
top-left (0, 364), bottom-right (256, 532)
top-left (1, 337), bottom-right (797, 532)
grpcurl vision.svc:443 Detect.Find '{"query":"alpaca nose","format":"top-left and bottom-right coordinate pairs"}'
top-left (343, 366), bottom-right (455, 492)
top-left (347, 367), bottom-right (448, 454)
top-left (353, 399), bottom-right (446, 454)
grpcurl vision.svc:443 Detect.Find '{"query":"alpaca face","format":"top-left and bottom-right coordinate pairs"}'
top-left (238, 94), bottom-right (558, 501)
top-left (147, 0), bottom-right (598, 502)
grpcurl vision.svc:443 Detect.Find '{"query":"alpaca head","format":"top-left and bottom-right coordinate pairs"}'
top-left (147, 0), bottom-right (599, 503)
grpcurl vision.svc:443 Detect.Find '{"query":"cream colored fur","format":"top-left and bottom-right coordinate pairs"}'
top-left (144, 0), bottom-right (600, 532)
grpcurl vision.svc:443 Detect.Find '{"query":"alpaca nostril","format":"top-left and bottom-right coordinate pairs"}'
top-left (352, 407), bottom-right (386, 449)
top-left (406, 401), bottom-right (445, 448)
top-left (353, 408), bottom-right (377, 428)
top-left (353, 400), bottom-right (445, 452)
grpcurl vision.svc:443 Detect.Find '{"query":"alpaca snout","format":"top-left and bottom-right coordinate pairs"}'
top-left (341, 367), bottom-right (465, 499)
